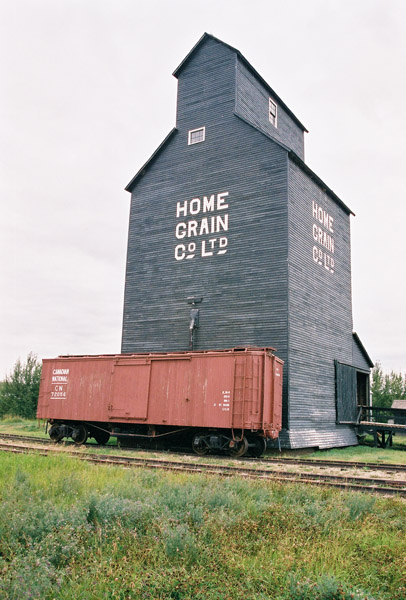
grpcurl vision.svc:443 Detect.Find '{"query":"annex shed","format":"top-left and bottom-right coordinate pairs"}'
top-left (122, 33), bottom-right (371, 449)
top-left (392, 400), bottom-right (406, 410)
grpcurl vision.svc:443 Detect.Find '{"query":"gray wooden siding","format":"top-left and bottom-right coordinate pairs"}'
top-left (122, 41), bottom-right (291, 393)
top-left (235, 58), bottom-right (305, 160)
top-left (335, 361), bottom-right (358, 423)
top-left (286, 160), bottom-right (357, 447)
top-left (176, 37), bottom-right (236, 133)
top-left (352, 337), bottom-right (372, 371)
top-left (122, 35), bottom-right (366, 449)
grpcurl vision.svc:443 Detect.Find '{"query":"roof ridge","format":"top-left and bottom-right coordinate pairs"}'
top-left (173, 33), bottom-right (308, 133)
top-left (234, 112), bottom-right (354, 216)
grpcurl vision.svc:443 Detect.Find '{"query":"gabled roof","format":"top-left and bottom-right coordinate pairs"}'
top-left (125, 128), bottom-right (177, 192)
top-left (353, 332), bottom-right (374, 369)
top-left (173, 33), bottom-right (308, 133)
top-left (234, 112), bottom-right (354, 216)
top-left (125, 115), bottom-right (355, 218)
top-left (289, 151), bottom-right (355, 216)
top-left (126, 34), bottom-right (353, 215)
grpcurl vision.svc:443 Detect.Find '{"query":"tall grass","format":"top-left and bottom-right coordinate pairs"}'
top-left (0, 452), bottom-right (405, 599)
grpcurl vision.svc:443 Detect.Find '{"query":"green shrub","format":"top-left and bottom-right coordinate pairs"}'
top-left (0, 353), bottom-right (42, 419)
top-left (85, 493), bottom-right (154, 533)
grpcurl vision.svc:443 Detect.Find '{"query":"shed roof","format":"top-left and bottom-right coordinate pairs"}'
top-left (392, 400), bottom-right (406, 410)
top-left (353, 332), bottom-right (374, 369)
top-left (173, 33), bottom-right (308, 133)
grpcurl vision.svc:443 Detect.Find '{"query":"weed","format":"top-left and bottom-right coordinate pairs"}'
top-left (88, 494), bottom-right (154, 533)
top-left (346, 494), bottom-right (376, 521)
top-left (86, 495), bottom-right (99, 526)
top-left (164, 524), bottom-right (197, 562)
top-left (285, 575), bottom-right (376, 600)
top-left (0, 552), bottom-right (61, 600)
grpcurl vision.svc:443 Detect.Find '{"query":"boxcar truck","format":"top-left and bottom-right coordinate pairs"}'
top-left (36, 347), bottom-right (283, 457)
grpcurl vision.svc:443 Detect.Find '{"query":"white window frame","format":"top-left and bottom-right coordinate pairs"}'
top-left (269, 98), bottom-right (277, 127)
top-left (188, 127), bottom-right (206, 145)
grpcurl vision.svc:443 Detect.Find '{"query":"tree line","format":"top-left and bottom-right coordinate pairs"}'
top-left (0, 353), bottom-right (42, 419)
top-left (371, 362), bottom-right (406, 408)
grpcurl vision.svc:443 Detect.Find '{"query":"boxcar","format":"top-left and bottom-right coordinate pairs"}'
top-left (37, 347), bottom-right (282, 457)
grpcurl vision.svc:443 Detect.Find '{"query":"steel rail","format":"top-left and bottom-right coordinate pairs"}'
top-left (265, 456), bottom-right (406, 473)
top-left (0, 440), bottom-right (405, 498)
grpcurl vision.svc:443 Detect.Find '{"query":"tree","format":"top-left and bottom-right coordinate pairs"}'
top-left (0, 353), bottom-right (42, 418)
top-left (371, 361), bottom-right (406, 408)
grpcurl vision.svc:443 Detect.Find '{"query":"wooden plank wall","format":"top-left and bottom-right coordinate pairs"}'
top-left (122, 38), bottom-right (289, 373)
top-left (286, 160), bottom-right (357, 447)
top-left (235, 57), bottom-right (305, 160)
top-left (122, 35), bottom-right (362, 448)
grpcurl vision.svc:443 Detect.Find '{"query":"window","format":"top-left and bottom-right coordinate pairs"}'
top-left (188, 127), bottom-right (205, 145)
top-left (269, 98), bottom-right (277, 127)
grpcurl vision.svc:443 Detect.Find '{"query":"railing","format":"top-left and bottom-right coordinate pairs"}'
top-left (358, 405), bottom-right (406, 427)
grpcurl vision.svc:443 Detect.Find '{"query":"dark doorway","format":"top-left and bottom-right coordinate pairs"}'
top-left (356, 371), bottom-right (369, 407)
top-left (335, 362), bottom-right (370, 424)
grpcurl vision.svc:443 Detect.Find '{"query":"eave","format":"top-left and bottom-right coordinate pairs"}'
top-left (125, 128), bottom-right (177, 192)
top-left (234, 112), bottom-right (354, 216)
top-left (173, 33), bottom-right (308, 134)
top-left (353, 332), bottom-right (374, 369)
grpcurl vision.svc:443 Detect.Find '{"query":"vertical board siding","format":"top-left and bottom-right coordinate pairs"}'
top-left (287, 160), bottom-right (357, 447)
top-left (235, 58), bottom-right (305, 160)
top-left (335, 361), bottom-right (358, 423)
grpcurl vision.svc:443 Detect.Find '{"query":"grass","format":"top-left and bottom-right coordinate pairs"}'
top-left (0, 415), bottom-right (48, 435)
top-left (0, 451), bottom-right (405, 599)
top-left (302, 435), bottom-right (406, 465)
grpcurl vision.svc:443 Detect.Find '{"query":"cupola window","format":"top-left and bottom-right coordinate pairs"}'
top-left (269, 99), bottom-right (277, 127)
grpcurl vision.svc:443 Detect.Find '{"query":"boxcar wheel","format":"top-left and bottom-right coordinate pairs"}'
top-left (192, 433), bottom-right (209, 456)
top-left (94, 430), bottom-right (110, 445)
top-left (228, 436), bottom-right (249, 457)
top-left (49, 424), bottom-right (63, 443)
top-left (71, 424), bottom-right (88, 445)
top-left (249, 436), bottom-right (267, 458)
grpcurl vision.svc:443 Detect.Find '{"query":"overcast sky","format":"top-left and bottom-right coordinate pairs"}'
top-left (1, 0), bottom-right (405, 378)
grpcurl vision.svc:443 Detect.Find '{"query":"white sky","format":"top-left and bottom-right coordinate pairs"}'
top-left (1, 0), bottom-right (405, 378)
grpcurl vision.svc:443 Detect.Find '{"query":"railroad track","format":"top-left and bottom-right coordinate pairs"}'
top-left (268, 456), bottom-right (406, 473)
top-left (1, 437), bottom-right (405, 498)
top-left (1, 433), bottom-right (405, 473)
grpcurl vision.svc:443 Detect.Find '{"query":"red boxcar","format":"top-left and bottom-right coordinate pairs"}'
top-left (37, 347), bottom-right (283, 457)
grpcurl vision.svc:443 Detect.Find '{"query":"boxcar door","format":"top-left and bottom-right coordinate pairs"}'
top-left (109, 359), bottom-right (151, 421)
